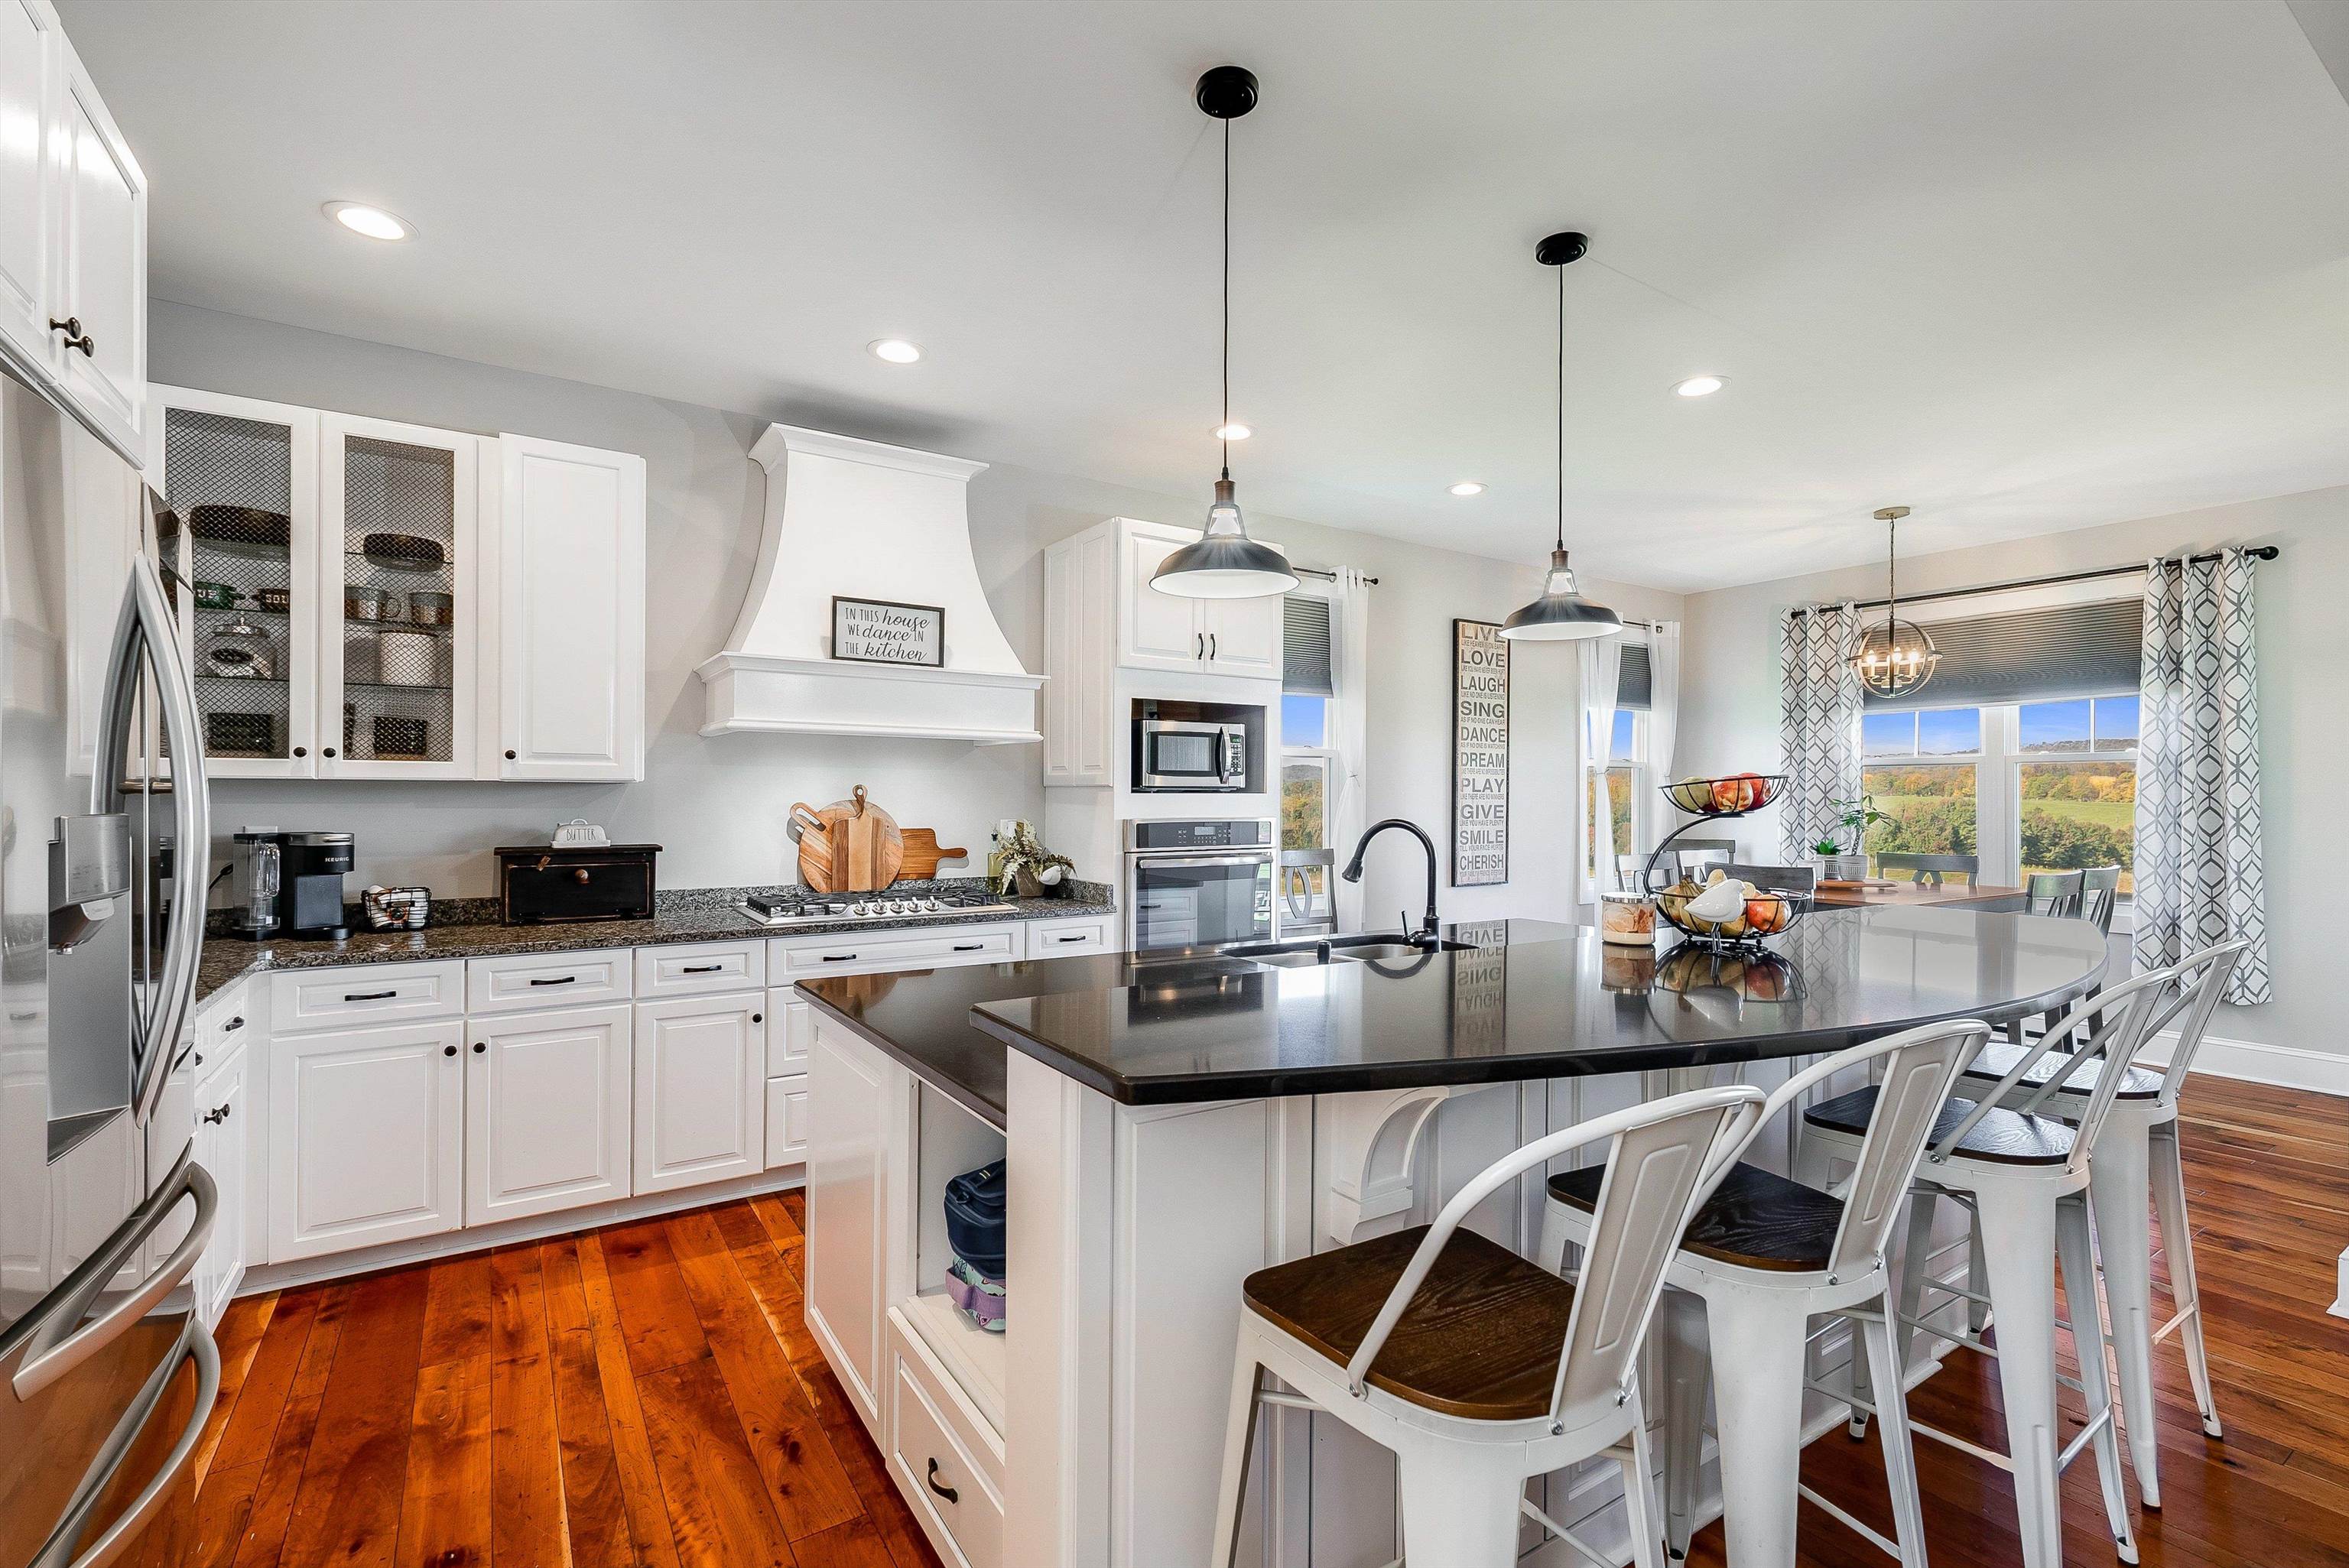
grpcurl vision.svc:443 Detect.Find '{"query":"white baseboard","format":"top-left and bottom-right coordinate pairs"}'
top-left (2136, 1028), bottom-right (2349, 1098)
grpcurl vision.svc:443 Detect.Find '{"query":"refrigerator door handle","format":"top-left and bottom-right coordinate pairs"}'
top-left (29, 1316), bottom-right (220, 1568)
top-left (11, 1149), bottom-right (216, 1402)
top-left (90, 552), bottom-right (210, 1125)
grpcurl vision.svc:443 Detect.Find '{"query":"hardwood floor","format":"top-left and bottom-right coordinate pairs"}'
top-left (125, 1076), bottom-right (2345, 1567)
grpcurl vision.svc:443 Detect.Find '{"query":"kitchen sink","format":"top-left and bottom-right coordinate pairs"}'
top-left (1226, 933), bottom-right (1475, 966)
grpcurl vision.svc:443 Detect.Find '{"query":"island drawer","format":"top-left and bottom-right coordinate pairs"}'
top-left (1025, 916), bottom-right (1113, 956)
top-left (634, 940), bottom-right (765, 998)
top-left (771, 924), bottom-right (1020, 979)
top-left (268, 962), bottom-right (466, 1033)
top-left (468, 950), bottom-right (633, 1014)
top-left (888, 1320), bottom-right (1004, 1568)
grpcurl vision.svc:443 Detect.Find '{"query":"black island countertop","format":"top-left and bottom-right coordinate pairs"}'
top-left (957, 906), bottom-right (2108, 1109)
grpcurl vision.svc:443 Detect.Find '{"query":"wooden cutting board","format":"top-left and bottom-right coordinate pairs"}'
top-left (791, 786), bottom-right (905, 891)
top-left (898, 829), bottom-right (968, 882)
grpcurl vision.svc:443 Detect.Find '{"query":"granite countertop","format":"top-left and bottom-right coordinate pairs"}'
top-left (965, 907), bottom-right (2110, 1106)
top-left (195, 878), bottom-right (1116, 1004)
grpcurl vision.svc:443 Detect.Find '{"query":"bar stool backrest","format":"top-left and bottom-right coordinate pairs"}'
top-left (1877, 851), bottom-right (1980, 888)
top-left (2080, 865), bottom-right (2124, 933)
top-left (1341, 1086), bottom-right (1765, 1431)
top-left (1740, 1020), bottom-right (1991, 1282)
top-left (2024, 869), bottom-right (2087, 918)
top-left (2129, 940), bottom-right (2248, 1111)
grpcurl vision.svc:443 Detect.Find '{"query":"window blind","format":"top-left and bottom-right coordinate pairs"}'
top-left (1615, 641), bottom-right (1651, 711)
top-left (1282, 595), bottom-right (1334, 696)
top-left (1864, 597), bottom-right (2143, 710)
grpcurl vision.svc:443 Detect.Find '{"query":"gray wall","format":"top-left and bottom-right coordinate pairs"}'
top-left (154, 301), bottom-right (1681, 927)
top-left (1673, 483), bottom-right (2348, 1060)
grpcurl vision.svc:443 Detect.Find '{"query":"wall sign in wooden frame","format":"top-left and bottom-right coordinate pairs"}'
top-left (831, 596), bottom-right (945, 667)
top-left (1451, 618), bottom-right (1510, 886)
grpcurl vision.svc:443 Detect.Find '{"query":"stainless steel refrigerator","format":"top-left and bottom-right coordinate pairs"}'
top-left (1, 373), bottom-right (216, 1568)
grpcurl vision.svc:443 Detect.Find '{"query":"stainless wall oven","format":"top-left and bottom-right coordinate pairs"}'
top-left (1125, 819), bottom-right (1275, 952)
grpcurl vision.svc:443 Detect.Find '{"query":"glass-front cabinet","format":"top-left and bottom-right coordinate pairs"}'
top-left (149, 385), bottom-right (639, 784)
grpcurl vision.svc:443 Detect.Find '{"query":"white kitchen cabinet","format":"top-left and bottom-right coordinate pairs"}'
top-left (1113, 518), bottom-right (1284, 677)
top-left (44, 31), bottom-right (145, 463)
top-left (492, 433), bottom-right (646, 781)
top-left (188, 1039), bottom-right (249, 1326)
top-left (632, 992), bottom-right (765, 1195)
top-left (765, 1073), bottom-right (810, 1168)
top-left (0, 0), bottom-right (145, 466)
top-left (466, 1002), bottom-right (632, 1226)
top-left (267, 1016), bottom-right (465, 1262)
top-left (805, 1011), bottom-right (900, 1428)
top-left (1041, 526), bottom-right (1115, 784)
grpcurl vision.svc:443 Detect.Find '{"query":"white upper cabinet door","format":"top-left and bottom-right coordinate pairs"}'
top-left (493, 433), bottom-right (645, 781)
top-left (1200, 592), bottom-right (1282, 677)
top-left (632, 993), bottom-right (765, 1196)
top-left (1041, 528), bottom-right (1113, 783)
top-left (1118, 522), bottom-right (1207, 673)
top-left (153, 386), bottom-right (324, 779)
top-left (0, 0), bottom-right (57, 377)
top-left (266, 1018), bottom-right (464, 1263)
top-left (317, 414), bottom-right (478, 779)
top-left (465, 1002), bottom-right (632, 1227)
top-left (44, 31), bottom-right (145, 463)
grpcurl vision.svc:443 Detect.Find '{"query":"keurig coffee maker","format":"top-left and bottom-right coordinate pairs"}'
top-left (228, 828), bottom-right (355, 940)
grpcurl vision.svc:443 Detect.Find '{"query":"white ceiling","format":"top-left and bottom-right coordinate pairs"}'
top-left (57, 0), bottom-right (2349, 592)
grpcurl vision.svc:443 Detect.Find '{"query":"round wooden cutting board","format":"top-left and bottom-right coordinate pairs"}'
top-left (792, 785), bottom-right (905, 891)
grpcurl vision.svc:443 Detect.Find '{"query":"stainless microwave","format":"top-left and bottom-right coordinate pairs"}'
top-left (1134, 718), bottom-right (1248, 791)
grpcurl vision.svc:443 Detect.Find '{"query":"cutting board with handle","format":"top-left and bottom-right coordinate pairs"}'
top-left (898, 829), bottom-right (969, 883)
top-left (791, 785), bottom-right (904, 892)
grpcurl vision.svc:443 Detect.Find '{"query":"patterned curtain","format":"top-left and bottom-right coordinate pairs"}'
top-left (1779, 605), bottom-right (1864, 861)
top-left (2136, 552), bottom-right (2269, 1002)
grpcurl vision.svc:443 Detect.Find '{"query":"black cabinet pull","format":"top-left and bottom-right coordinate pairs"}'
top-left (751, 1012), bottom-right (762, 1024)
top-left (953, 943), bottom-right (983, 953)
top-left (504, 749), bottom-right (517, 760)
top-left (203, 1105), bottom-right (230, 1125)
top-left (323, 746), bottom-right (338, 758)
top-left (473, 1042), bottom-right (486, 1053)
top-left (293, 746), bottom-right (307, 758)
top-left (1056, 934), bottom-right (1087, 943)
top-left (820, 953), bottom-right (857, 963)
top-left (682, 963), bottom-right (723, 974)
top-left (345, 989), bottom-right (397, 1002)
top-left (443, 1044), bottom-right (457, 1057)
top-left (1209, 631), bottom-right (1218, 659)
top-left (925, 1459), bottom-right (958, 1505)
top-left (48, 316), bottom-right (94, 355)
top-left (528, 975), bottom-right (577, 987)
top-left (224, 1015), bottom-right (245, 1032)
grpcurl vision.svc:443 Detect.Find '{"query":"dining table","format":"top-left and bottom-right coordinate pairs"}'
top-left (1814, 878), bottom-right (2026, 911)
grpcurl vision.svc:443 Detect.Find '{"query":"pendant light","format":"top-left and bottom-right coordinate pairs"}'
top-left (1152, 65), bottom-right (1298, 600)
top-left (1850, 505), bottom-right (1941, 697)
top-left (1500, 232), bottom-right (1621, 641)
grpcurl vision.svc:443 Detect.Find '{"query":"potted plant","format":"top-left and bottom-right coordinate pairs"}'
top-left (996, 820), bottom-right (1074, 899)
top-left (1815, 795), bottom-right (1889, 881)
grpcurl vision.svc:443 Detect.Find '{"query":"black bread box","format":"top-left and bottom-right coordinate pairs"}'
top-left (495, 842), bottom-right (660, 924)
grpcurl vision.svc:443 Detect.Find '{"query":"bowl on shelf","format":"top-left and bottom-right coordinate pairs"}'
top-left (188, 505), bottom-right (291, 552)
top-left (1652, 880), bottom-right (1811, 949)
top-left (1660, 772), bottom-right (1784, 816)
top-left (361, 532), bottom-right (446, 570)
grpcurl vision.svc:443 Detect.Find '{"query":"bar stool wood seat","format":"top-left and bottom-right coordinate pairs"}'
top-left (1547, 1161), bottom-right (1844, 1274)
top-left (1805, 1086), bottom-right (2077, 1165)
top-left (1964, 1040), bottom-right (2163, 1100)
top-left (1242, 1225), bottom-right (1577, 1422)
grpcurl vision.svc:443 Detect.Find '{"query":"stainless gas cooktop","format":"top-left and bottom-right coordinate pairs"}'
top-left (735, 889), bottom-right (1019, 927)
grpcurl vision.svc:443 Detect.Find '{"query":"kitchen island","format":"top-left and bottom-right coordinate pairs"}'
top-left (796, 907), bottom-right (2108, 1568)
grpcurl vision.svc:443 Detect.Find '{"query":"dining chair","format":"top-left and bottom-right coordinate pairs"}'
top-left (2022, 869), bottom-right (2086, 918)
top-left (1798, 969), bottom-right (2178, 1568)
top-left (1278, 848), bottom-right (1336, 936)
top-left (1210, 1086), bottom-right (1766, 1568)
top-left (1539, 1018), bottom-right (1990, 1568)
top-left (2080, 865), bottom-right (2124, 934)
top-left (1724, 863), bottom-right (1817, 892)
top-left (1954, 940), bottom-right (2246, 1508)
top-left (1876, 852), bottom-right (1979, 889)
top-left (1674, 838), bottom-right (1737, 877)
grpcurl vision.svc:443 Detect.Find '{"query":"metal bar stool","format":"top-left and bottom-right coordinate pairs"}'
top-left (1210, 1086), bottom-right (1766, 1568)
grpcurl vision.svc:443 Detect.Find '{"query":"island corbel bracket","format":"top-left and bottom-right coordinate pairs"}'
top-left (1320, 1086), bottom-right (1460, 1245)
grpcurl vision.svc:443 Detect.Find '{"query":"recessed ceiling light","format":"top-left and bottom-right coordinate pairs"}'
top-left (1213, 421), bottom-right (1252, 441)
top-left (869, 339), bottom-right (923, 364)
top-left (1448, 481), bottom-right (1486, 497)
top-left (1674, 375), bottom-right (1726, 398)
top-left (323, 202), bottom-right (411, 242)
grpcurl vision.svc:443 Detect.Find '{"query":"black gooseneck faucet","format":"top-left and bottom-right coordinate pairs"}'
top-left (1341, 819), bottom-right (1440, 946)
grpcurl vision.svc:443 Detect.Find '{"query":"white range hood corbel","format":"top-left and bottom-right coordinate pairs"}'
top-left (697, 424), bottom-right (1043, 744)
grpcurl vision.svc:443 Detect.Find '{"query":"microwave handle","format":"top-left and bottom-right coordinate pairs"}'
top-left (1217, 730), bottom-right (1241, 786)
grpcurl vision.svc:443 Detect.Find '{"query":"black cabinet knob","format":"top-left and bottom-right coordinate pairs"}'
top-left (443, 1044), bottom-right (457, 1057)
top-left (473, 1042), bottom-right (486, 1053)
top-left (293, 746), bottom-right (307, 758)
top-left (505, 749), bottom-right (517, 760)
top-left (323, 746), bottom-right (337, 758)
top-left (48, 317), bottom-right (93, 355)
top-left (751, 1012), bottom-right (762, 1024)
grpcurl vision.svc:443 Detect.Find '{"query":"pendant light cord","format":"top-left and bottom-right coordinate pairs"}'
top-left (1220, 115), bottom-right (1232, 479)
top-left (1886, 515), bottom-right (1898, 618)
top-left (1555, 259), bottom-right (1565, 555)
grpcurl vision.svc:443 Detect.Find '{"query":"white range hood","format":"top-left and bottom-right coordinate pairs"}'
top-left (697, 424), bottom-right (1043, 744)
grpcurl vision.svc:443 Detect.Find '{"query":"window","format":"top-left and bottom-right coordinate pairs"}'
top-left (2017, 696), bottom-right (2137, 894)
top-left (1860, 707), bottom-right (1983, 881)
top-left (1281, 596), bottom-right (1337, 930)
top-left (1587, 709), bottom-right (1638, 882)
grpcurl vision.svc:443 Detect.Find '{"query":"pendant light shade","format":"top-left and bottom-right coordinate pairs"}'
top-left (1154, 65), bottom-right (1298, 601)
top-left (1500, 232), bottom-right (1620, 642)
top-left (1850, 505), bottom-right (1941, 697)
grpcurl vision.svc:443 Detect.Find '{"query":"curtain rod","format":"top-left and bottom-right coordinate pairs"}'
top-left (1805, 544), bottom-right (2279, 615)
top-left (1291, 565), bottom-right (1379, 585)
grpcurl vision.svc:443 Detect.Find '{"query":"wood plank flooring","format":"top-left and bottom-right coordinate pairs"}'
top-left (126, 1076), bottom-right (2344, 1567)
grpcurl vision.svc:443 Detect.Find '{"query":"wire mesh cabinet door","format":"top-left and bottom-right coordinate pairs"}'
top-left (317, 411), bottom-right (479, 780)
top-left (153, 385), bottom-right (323, 779)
